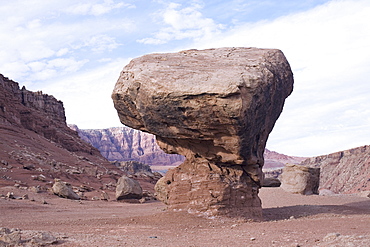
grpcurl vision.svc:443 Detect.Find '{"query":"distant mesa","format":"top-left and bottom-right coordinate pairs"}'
top-left (70, 124), bottom-right (184, 169)
top-left (112, 47), bottom-right (294, 219)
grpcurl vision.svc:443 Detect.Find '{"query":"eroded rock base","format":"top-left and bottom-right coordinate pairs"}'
top-left (156, 158), bottom-right (262, 220)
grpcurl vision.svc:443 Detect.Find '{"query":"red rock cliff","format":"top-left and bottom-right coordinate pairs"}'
top-left (300, 145), bottom-right (370, 194)
top-left (0, 74), bottom-right (121, 194)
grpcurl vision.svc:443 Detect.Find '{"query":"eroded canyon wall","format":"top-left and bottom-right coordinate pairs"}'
top-left (0, 74), bottom-right (122, 194)
top-left (301, 145), bottom-right (370, 194)
top-left (71, 125), bottom-right (184, 166)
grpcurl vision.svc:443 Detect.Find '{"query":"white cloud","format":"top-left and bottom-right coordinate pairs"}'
top-left (41, 58), bottom-right (131, 129)
top-left (56, 48), bottom-right (70, 57)
top-left (137, 2), bottom-right (224, 44)
top-left (26, 58), bottom-right (89, 81)
top-left (81, 35), bottom-right (121, 53)
top-left (189, 0), bottom-right (370, 156)
top-left (0, 0), bottom-right (134, 86)
top-left (64, 0), bottom-right (133, 16)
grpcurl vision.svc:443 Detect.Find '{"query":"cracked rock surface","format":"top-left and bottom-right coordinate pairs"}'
top-left (112, 47), bottom-right (293, 219)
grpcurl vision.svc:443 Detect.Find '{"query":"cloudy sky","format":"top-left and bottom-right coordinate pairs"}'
top-left (1, 0), bottom-right (369, 157)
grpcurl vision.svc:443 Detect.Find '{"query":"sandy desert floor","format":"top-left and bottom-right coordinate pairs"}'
top-left (1, 187), bottom-right (369, 247)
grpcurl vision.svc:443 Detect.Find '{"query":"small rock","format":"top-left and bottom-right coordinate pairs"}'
top-left (319, 189), bottom-right (336, 196)
top-left (1, 160), bottom-right (9, 166)
top-left (30, 232), bottom-right (58, 245)
top-left (262, 177), bottom-right (281, 187)
top-left (139, 198), bottom-right (146, 204)
top-left (6, 192), bottom-right (15, 199)
top-left (358, 191), bottom-right (370, 198)
top-left (323, 232), bottom-right (341, 241)
top-left (231, 224), bottom-right (238, 228)
top-left (250, 237), bottom-right (256, 241)
top-left (101, 191), bottom-right (110, 201)
top-left (29, 186), bottom-right (41, 193)
top-left (0, 227), bottom-right (21, 245)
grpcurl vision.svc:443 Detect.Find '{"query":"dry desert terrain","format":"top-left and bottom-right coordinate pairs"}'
top-left (1, 186), bottom-right (369, 246)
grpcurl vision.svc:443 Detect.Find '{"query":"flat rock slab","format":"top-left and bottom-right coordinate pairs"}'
top-left (112, 47), bottom-right (294, 219)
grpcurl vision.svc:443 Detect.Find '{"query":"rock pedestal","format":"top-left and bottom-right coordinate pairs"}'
top-left (112, 47), bottom-right (294, 219)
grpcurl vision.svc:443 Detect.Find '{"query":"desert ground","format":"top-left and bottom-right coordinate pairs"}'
top-left (1, 186), bottom-right (369, 247)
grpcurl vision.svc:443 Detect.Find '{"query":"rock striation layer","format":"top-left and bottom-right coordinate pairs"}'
top-left (112, 47), bottom-right (294, 218)
top-left (300, 145), bottom-right (370, 194)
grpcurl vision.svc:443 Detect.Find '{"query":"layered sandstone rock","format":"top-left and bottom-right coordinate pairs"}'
top-left (300, 145), bottom-right (370, 194)
top-left (112, 47), bottom-right (294, 218)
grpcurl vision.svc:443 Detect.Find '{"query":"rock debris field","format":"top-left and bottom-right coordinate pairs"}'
top-left (1, 186), bottom-right (369, 247)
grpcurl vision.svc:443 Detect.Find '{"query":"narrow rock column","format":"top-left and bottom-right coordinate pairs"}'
top-left (112, 47), bottom-right (294, 219)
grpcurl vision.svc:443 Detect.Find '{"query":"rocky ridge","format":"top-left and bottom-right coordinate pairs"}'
top-left (0, 74), bottom-right (123, 199)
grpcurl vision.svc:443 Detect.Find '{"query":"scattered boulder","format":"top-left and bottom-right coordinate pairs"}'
top-left (262, 177), bottom-right (281, 187)
top-left (29, 231), bottom-right (58, 246)
top-left (0, 227), bottom-right (21, 246)
top-left (52, 179), bottom-right (80, 200)
top-left (319, 189), bottom-right (336, 196)
top-left (6, 192), bottom-right (15, 199)
top-left (280, 164), bottom-right (320, 195)
top-left (101, 191), bottom-right (110, 201)
top-left (154, 176), bottom-right (170, 204)
top-left (112, 47), bottom-right (294, 218)
top-left (115, 175), bottom-right (143, 200)
top-left (0, 228), bottom-right (58, 246)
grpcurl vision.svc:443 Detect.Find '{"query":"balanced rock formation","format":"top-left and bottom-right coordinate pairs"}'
top-left (112, 47), bottom-right (293, 218)
top-left (280, 164), bottom-right (320, 195)
top-left (300, 145), bottom-right (370, 194)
